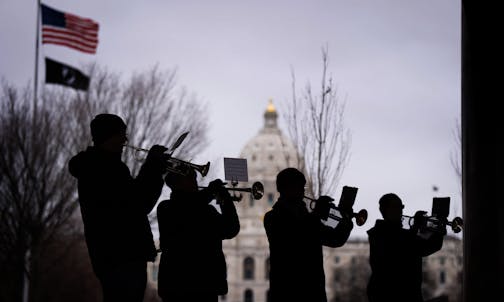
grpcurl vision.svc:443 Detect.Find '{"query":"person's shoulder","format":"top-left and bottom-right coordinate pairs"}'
top-left (157, 199), bottom-right (175, 212)
top-left (367, 220), bottom-right (392, 237)
top-left (263, 209), bottom-right (275, 224)
top-left (68, 147), bottom-right (96, 177)
top-left (366, 226), bottom-right (377, 237)
top-left (264, 208), bottom-right (273, 216)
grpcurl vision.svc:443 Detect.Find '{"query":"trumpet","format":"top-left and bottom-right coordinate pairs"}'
top-left (304, 195), bottom-right (368, 226)
top-left (124, 144), bottom-right (210, 177)
top-left (166, 157), bottom-right (210, 177)
top-left (199, 181), bottom-right (264, 202)
top-left (402, 214), bottom-right (464, 233)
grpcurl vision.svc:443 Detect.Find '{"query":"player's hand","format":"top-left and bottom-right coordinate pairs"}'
top-left (413, 210), bottom-right (428, 229)
top-left (208, 179), bottom-right (233, 203)
top-left (314, 195), bottom-right (333, 220)
top-left (146, 145), bottom-right (168, 172)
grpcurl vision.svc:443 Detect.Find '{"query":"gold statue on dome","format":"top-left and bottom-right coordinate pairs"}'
top-left (267, 99), bottom-right (276, 113)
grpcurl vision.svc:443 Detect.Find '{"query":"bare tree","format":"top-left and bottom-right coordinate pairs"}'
top-left (450, 120), bottom-right (462, 191)
top-left (282, 46), bottom-right (351, 197)
top-left (0, 83), bottom-right (81, 302)
top-left (68, 64), bottom-right (209, 175)
top-left (0, 64), bottom-right (209, 302)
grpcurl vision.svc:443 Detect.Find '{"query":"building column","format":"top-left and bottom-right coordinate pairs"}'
top-left (462, 1), bottom-right (504, 301)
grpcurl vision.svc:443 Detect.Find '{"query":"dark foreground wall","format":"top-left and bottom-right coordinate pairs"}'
top-left (462, 1), bottom-right (504, 301)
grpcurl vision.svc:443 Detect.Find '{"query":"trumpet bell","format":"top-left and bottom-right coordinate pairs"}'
top-left (251, 181), bottom-right (264, 200)
top-left (355, 209), bottom-right (368, 226)
top-left (198, 161), bottom-right (210, 177)
top-left (451, 216), bottom-right (463, 233)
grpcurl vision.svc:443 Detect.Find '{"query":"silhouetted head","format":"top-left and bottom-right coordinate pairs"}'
top-left (90, 113), bottom-right (127, 153)
top-left (164, 169), bottom-right (198, 193)
top-left (379, 193), bottom-right (404, 224)
top-left (276, 167), bottom-right (306, 201)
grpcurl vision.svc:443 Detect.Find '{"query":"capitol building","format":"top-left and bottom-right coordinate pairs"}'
top-left (148, 101), bottom-right (463, 302)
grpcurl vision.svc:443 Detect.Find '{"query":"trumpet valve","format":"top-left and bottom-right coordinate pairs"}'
top-left (232, 193), bottom-right (243, 202)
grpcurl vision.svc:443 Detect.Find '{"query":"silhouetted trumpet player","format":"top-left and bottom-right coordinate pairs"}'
top-left (69, 113), bottom-right (168, 302)
top-left (157, 170), bottom-right (240, 302)
top-left (264, 168), bottom-right (354, 302)
top-left (367, 193), bottom-right (447, 302)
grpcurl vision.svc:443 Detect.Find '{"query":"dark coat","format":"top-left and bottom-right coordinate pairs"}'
top-left (68, 146), bottom-right (164, 277)
top-left (264, 198), bottom-right (354, 302)
top-left (366, 219), bottom-right (444, 302)
top-left (156, 190), bottom-right (240, 298)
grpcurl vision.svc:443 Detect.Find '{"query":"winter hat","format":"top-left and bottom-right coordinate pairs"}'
top-left (90, 113), bottom-right (127, 145)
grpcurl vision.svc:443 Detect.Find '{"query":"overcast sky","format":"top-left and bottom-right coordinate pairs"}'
top-left (0, 0), bottom-right (461, 238)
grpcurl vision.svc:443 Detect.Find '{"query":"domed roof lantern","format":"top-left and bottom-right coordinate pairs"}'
top-left (264, 99), bottom-right (278, 129)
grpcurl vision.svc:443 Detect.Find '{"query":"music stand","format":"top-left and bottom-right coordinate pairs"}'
top-left (224, 157), bottom-right (248, 186)
top-left (432, 197), bottom-right (450, 218)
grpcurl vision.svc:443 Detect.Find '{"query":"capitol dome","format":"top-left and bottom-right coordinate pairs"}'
top-left (240, 100), bottom-right (299, 181)
top-left (222, 100), bottom-right (303, 302)
top-left (235, 100), bottom-right (301, 218)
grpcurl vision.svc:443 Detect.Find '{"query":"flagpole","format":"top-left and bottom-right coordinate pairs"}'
top-left (33, 0), bottom-right (41, 119)
top-left (26, 3), bottom-right (40, 301)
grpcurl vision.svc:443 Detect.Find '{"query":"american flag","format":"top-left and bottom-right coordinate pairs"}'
top-left (41, 4), bottom-right (99, 54)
